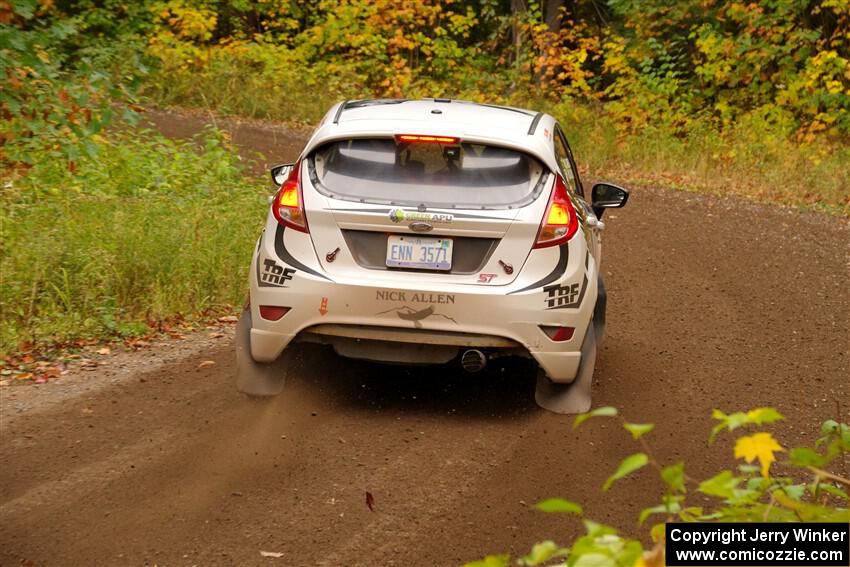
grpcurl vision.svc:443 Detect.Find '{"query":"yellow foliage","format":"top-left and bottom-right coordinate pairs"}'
top-left (134, 0), bottom-right (850, 142)
top-left (734, 432), bottom-right (784, 477)
top-left (152, 0), bottom-right (217, 42)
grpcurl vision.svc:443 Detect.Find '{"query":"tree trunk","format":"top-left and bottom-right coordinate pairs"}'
top-left (511, 0), bottom-right (526, 69)
top-left (545, 0), bottom-right (565, 33)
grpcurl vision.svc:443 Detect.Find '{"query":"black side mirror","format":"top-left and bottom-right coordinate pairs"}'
top-left (270, 163), bottom-right (294, 186)
top-left (591, 182), bottom-right (629, 218)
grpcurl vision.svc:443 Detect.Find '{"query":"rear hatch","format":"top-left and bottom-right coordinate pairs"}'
top-left (302, 136), bottom-right (552, 286)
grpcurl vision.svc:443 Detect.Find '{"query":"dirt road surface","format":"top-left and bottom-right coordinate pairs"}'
top-left (2, 110), bottom-right (848, 567)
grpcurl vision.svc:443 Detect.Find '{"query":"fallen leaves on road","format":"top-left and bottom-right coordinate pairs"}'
top-left (0, 307), bottom-right (245, 393)
top-left (1, 309), bottom-right (243, 387)
top-left (7, 366), bottom-right (64, 384)
top-left (366, 491), bottom-right (375, 512)
top-left (260, 551), bottom-right (284, 558)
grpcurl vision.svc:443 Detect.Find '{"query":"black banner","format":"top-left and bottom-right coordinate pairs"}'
top-left (666, 523), bottom-right (849, 566)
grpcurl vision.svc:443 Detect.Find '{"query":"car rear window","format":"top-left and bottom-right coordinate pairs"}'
top-left (309, 138), bottom-right (547, 209)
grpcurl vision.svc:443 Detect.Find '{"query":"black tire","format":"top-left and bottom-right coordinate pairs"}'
top-left (593, 274), bottom-right (607, 345)
top-left (235, 307), bottom-right (287, 396)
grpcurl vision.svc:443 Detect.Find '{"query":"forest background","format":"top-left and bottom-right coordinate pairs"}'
top-left (1, 0), bottom-right (848, 352)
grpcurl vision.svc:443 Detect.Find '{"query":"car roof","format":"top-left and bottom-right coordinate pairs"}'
top-left (338, 99), bottom-right (536, 127)
top-left (300, 99), bottom-right (561, 174)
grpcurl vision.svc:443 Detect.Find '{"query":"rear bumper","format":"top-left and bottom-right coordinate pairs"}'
top-left (250, 327), bottom-right (584, 382)
top-left (248, 225), bottom-right (597, 383)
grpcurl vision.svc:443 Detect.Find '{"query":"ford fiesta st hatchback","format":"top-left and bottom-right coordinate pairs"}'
top-left (236, 98), bottom-right (629, 413)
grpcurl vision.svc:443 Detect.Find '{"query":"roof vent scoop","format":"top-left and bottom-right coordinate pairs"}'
top-left (332, 100), bottom-right (349, 124)
top-left (527, 112), bottom-right (544, 135)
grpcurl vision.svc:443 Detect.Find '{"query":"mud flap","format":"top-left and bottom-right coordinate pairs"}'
top-left (534, 324), bottom-right (596, 414)
top-left (235, 308), bottom-right (286, 396)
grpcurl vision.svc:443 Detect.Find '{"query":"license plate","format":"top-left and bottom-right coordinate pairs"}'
top-left (386, 235), bottom-right (453, 271)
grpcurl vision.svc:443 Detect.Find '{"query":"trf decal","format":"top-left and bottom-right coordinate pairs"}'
top-left (543, 276), bottom-right (587, 310)
top-left (260, 258), bottom-right (295, 287)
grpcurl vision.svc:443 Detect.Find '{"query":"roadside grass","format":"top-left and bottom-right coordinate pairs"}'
top-left (150, 58), bottom-right (850, 215)
top-left (0, 128), bottom-right (266, 356)
top-left (551, 101), bottom-right (850, 215)
top-left (148, 42), bottom-right (358, 127)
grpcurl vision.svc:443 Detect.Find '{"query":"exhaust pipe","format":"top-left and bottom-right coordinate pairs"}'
top-left (461, 349), bottom-right (487, 373)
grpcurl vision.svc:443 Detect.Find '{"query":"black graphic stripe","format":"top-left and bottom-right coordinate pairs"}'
top-left (255, 231), bottom-right (269, 286)
top-left (574, 252), bottom-right (589, 304)
top-left (256, 254), bottom-right (266, 286)
top-left (573, 273), bottom-right (588, 307)
top-left (507, 244), bottom-right (569, 295)
top-left (561, 252), bottom-right (589, 306)
top-left (274, 224), bottom-right (331, 281)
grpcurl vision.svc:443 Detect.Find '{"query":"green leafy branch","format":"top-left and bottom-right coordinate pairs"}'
top-left (466, 407), bottom-right (850, 567)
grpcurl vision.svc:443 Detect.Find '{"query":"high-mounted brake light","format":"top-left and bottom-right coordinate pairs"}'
top-left (272, 159), bottom-right (308, 233)
top-left (395, 134), bottom-right (460, 144)
top-left (533, 175), bottom-right (579, 249)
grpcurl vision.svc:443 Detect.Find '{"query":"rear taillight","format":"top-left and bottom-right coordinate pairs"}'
top-left (533, 175), bottom-right (579, 249)
top-left (272, 159), bottom-right (308, 232)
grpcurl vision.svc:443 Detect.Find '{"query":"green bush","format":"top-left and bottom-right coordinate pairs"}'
top-left (549, 98), bottom-right (850, 213)
top-left (0, 1), bottom-right (142, 167)
top-left (148, 39), bottom-right (361, 124)
top-left (466, 408), bottom-right (850, 567)
top-left (0, 129), bottom-right (266, 353)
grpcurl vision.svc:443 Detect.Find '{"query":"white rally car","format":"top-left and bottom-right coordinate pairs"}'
top-left (236, 99), bottom-right (628, 413)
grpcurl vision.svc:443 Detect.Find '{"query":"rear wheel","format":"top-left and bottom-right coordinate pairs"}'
top-left (534, 319), bottom-right (597, 414)
top-left (235, 307), bottom-right (287, 396)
